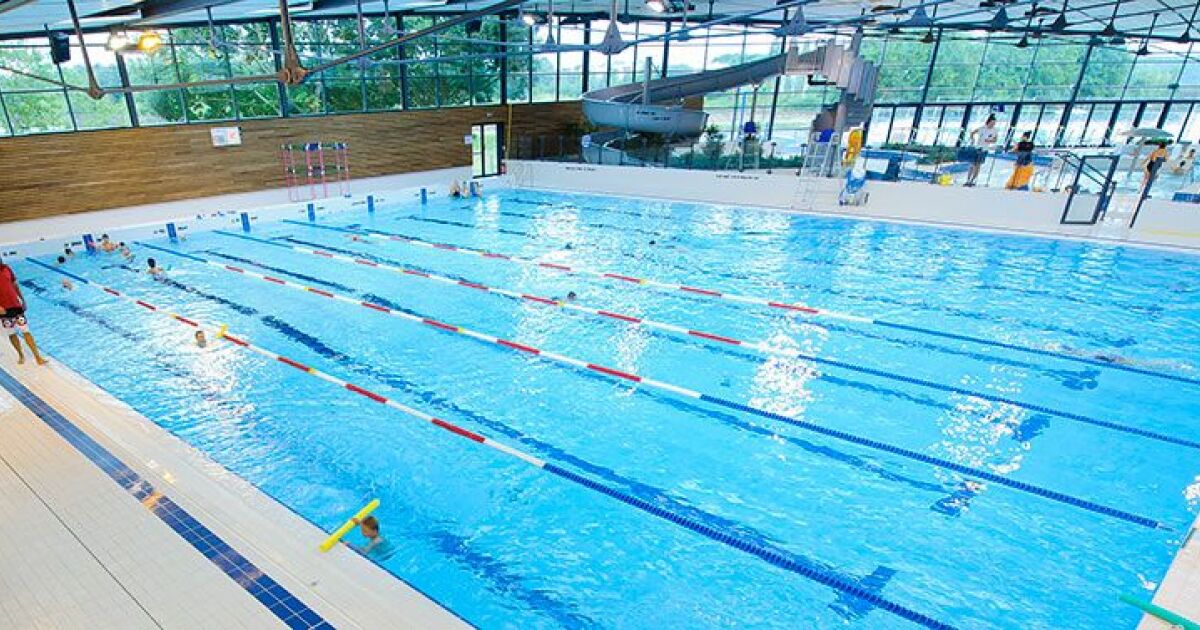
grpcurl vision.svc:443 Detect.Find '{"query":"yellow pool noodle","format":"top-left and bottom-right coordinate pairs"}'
top-left (319, 499), bottom-right (380, 552)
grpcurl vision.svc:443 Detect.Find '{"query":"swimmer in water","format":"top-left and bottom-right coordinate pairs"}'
top-left (146, 258), bottom-right (163, 275)
top-left (118, 242), bottom-right (134, 260)
top-left (195, 330), bottom-right (207, 348)
top-left (350, 515), bottom-right (385, 554)
top-left (63, 247), bottom-right (75, 261)
top-left (99, 234), bottom-right (118, 253)
top-left (567, 291), bottom-right (577, 302)
top-left (1050, 344), bottom-right (1194, 372)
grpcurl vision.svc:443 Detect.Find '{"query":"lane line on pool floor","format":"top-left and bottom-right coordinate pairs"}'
top-left (129, 243), bottom-right (1167, 531)
top-left (208, 231), bottom-right (1200, 452)
top-left (281, 219), bottom-right (1200, 388)
top-left (497, 195), bottom-right (1169, 318)
top-left (82, 267), bottom-right (935, 603)
top-left (0, 359), bottom-right (336, 630)
top-left (31, 259), bottom-right (957, 630)
top-left (409, 202), bottom-right (1140, 351)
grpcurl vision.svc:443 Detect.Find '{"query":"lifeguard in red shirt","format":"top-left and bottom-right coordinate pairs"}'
top-left (0, 260), bottom-right (48, 365)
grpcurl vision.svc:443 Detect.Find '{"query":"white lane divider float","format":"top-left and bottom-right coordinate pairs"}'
top-left (126, 244), bottom-right (1168, 531)
top-left (27, 258), bottom-right (960, 630)
top-left (281, 219), bottom-right (1200, 388)
top-left (210, 231), bottom-right (1200, 452)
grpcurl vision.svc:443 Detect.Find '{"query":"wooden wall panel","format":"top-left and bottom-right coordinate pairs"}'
top-left (0, 101), bottom-right (582, 223)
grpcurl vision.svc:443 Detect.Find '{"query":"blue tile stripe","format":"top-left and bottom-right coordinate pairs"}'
top-left (0, 367), bottom-right (335, 630)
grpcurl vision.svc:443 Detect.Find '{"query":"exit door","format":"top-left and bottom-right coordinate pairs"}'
top-left (471, 123), bottom-right (502, 178)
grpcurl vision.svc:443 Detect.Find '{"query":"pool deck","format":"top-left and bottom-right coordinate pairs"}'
top-left (0, 350), bottom-right (467, 629)
top-left (1138, 511), bottom-right (1200, 629)
top-left (2, 176), bottom-right (1199, 628)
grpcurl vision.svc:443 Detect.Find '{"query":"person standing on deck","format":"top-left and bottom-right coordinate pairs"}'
top-left (0, 259), bottom-right (48, 365)
top-left (965, 115), bottom-right (999, 187)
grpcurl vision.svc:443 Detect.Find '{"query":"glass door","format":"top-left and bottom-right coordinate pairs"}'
top-left (471, 123), bottom-right (503, 177)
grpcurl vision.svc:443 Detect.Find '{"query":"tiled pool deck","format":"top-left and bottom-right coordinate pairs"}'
top-left (2, 179), bottom-right (1198, 628)
top-left (0, 350), bottom-right (466, 629)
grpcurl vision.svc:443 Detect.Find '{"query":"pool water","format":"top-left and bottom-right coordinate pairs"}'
top-left (13, 188), bottom-right (1200, 629)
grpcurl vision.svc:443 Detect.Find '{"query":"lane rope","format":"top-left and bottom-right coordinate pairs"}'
top-left (132, 243), bottom-right (1167, 531)
top-left (281, 220), bottom-right (1200, 388)
top-left (211, 230), bottom-right (1200, 452)
top-left (422, 204), bottom-right (1138, 350)
top-left (28, 258), bottom-right (957, 630)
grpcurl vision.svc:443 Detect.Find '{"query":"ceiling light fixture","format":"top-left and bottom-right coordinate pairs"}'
top-left (136, 31), bottom-right (163, 53)
top-left (905, 5), bottom-right (932, 27)
top-left (105, 30), bottom-right (130, 52)
top-left (988, 7), bottom-right (1009, 31)
top-left (1136, 12), bottom-right (1158, 56)
top-left (775, 6), bottom-right (809, 37)
top-left (645, 0), bottom-right (667, 13)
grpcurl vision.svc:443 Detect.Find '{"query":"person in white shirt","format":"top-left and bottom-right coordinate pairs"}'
top-left (965, 115), bottom-right (999, 187)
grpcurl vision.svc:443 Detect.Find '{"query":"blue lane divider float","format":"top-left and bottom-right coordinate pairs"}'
top-left (284, 219), bottom-right (1200, 389)
top-left (32, 259), bottom-right (956, 630)
top-left (124, 247), bottom-right (1169, 531)
top-left (214, 229), bottom-right (1200, 453)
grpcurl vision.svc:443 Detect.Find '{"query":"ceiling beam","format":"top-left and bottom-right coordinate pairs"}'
top-left (132, 0), bottom-right (244, 23)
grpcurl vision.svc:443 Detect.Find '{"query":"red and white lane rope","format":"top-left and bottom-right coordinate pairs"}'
top-left (282, 221), bottom-right (1200, 389)
top-left (33, 260), bottom-right (544, 467)
top-left (122, 244), bottom-right (1173, 530)
top-left (26, 262), bottom-right (961, 630)
top-left (203, 232), bottom-right (1200, 452)
top-left (282, 220), bottom-right (868, 323)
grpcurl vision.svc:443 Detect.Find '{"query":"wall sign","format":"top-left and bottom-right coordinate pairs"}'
top-left (210, 126), bottom-right (243, 147)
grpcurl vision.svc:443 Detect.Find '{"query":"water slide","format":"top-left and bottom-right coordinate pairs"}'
top-left (581, 43), bottom-right (878, 136)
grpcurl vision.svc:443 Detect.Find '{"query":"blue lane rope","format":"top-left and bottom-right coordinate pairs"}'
top-left (121, 247), bottom-right (1169, 532)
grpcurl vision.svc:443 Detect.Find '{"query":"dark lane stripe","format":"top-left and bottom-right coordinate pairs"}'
top-left (0, 368), bottom-right (335, 630)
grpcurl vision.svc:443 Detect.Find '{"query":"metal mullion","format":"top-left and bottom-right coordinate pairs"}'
top-left (53, 41), bottom-right (77, 131)
top-left (0, 91), bottom-right (14, 135)
top-left (399, 14), bottom-right (410, 109)
top-left (168, 31), bottom-right (188, 122)
top-left (268, 19), bottom-right (288, 116)
top-left (580, 18), bottom-right (589, 93)
top-left (219, 25), bottom-right (239, 120)
top-left (115, 49), bottom-right (139, 126)
top-left (498, 19), bottom-right (507, 104)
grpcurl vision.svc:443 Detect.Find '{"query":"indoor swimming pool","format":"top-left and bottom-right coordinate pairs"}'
top-left (13, 188), bottom-right (1200, 629)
